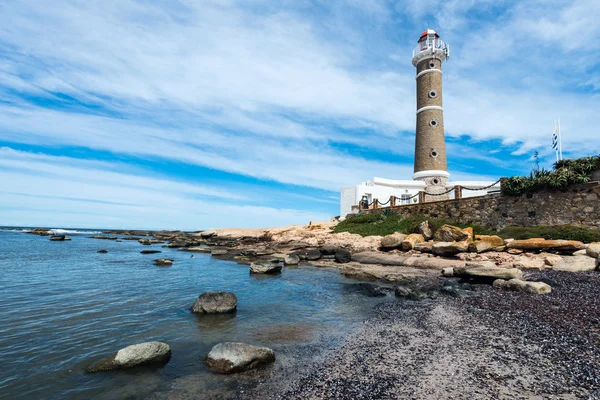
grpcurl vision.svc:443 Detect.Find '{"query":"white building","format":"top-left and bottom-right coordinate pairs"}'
top-left (340, 178), bottom-right (500, 218)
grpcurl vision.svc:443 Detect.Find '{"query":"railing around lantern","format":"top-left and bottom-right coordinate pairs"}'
top-left (411, 38), bottom-right (449, 59)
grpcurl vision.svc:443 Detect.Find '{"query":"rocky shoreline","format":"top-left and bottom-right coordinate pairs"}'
top-left (25, 223), bottom-right (600, 398)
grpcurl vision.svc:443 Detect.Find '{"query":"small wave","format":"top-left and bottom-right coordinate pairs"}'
top-left (49, 229), bottom-right (103, 235)
top-left (0, 228), bottom-right (33, 233)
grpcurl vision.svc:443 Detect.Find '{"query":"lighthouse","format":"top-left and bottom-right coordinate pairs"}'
top-left (412, 29), bottom-right (450, 201)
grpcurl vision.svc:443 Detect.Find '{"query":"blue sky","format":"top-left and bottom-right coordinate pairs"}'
top-left (1, 0), bottom-right (599, 230)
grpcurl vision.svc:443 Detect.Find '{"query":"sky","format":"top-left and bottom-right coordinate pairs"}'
top-left (1, 0), bottom-right (599, 230)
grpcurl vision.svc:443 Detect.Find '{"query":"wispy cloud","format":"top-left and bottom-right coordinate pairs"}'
top-left (0, 0), bottom-right (598, 228)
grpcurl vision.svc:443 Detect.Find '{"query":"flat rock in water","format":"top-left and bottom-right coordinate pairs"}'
top-left (192, 292), bottom-right (237, 314)
top-left (50, 235), bottom-right (70, 241)
top-left (211, 249), bottom-right (228, 256)
top-left (250, 261), bottom-right (282, 274)
top-left (553, 256), bottom-right (596, 272)
top-left (153, 259), bottom-right (173, 267)
top-left (86, 342), bottom-right (171, 373)
top-left (204, 342), bottom-right (275, 373)
top-left (184, 247), bottom-right (212, 253)
top-left (140, 250), bottom-right (161, 254)
top-left (97, 249), bottom-right (108, 254)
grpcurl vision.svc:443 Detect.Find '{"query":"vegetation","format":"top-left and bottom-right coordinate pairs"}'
top-left (333, 212), bottom-right (495, 237)
top-left (334, 212), bottom-right (600, 242)
top-left (497, 225), bottom-right (600, 243)
top-left (502, 155), bottom-right (600, 196)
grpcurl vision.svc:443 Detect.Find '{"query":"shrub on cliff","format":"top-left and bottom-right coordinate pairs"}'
top-left (502, 155), bottom-right (600, 196)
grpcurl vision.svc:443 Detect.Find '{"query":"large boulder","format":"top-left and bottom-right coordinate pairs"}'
top-left (434, 225), bottom-right (471, 242)
top-left (204, 342), bottom-right (275, 373)
top-left (413, 242), bottom-right (433, 253)
top-left (380, 233), bottom-right (406, 250)
top-left (306, 249), bottom-right (322, 261)
top-left (417, 221), bottom-right (434, 240)
top-left (192, 292), bottom-right (237, 314)
top-left (86, 342), bottom-right (171, 373)
top-left (454, 263), bottom-right (523, 281)
top-left (284, 253), bottom-right (300, 266)
top-left (587, 243), bottom-right (600, 259)
top-left (468, 235), bottom-right (504, 253)
top-left (401, 233), bottom-right (425, 251)
top-left (250, 261), bottom-right (282, 274)
top-left (334, 249), bottom-right (352, 263)
top-left (506, 239), bottom-right (585, 253)
top-left (431, 241), bottom-right (470, 257)
top-left (553, 256), bottom-right (596, 272)
top-left (493, 279), bottom-right (551, 295)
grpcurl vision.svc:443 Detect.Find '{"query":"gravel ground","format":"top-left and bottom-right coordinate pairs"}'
top-left (249, 271), bottom-right (600, 400)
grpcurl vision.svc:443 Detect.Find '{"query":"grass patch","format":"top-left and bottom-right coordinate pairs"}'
top-left (497, 225), bottom-right (600, 242)
top-left (334, 213), bottom-right (600, 242)
top-left (333, 212), bottom-right (495, 237)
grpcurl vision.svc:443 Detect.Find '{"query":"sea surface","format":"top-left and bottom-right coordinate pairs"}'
top-left (0, 228), bottom-right (385, 399)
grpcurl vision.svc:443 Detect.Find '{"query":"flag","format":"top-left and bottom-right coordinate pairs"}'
top-left (551, 125), bottom-right (558, 151)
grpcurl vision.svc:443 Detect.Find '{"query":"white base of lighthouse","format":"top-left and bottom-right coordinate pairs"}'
top-left (413, 170), bottom-right (450, 201)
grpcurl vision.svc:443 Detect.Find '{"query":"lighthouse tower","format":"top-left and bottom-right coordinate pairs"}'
top-left (412, 29), bottom-right (450, 201)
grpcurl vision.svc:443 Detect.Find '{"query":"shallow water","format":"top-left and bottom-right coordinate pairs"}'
top-left (0, 228), bottom-right (384, 399)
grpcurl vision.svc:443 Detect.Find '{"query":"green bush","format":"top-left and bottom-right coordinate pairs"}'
top-left (502, 155), bottom-right (600, 196)
top-left (334, 213), bottom-right (496, 237)
top-left (498, 225), bottom-right (600, 242)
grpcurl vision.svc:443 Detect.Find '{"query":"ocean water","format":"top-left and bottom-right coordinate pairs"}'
top-left (0, 228), bottom-right (384, 399)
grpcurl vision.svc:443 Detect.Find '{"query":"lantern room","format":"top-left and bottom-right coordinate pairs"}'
top-left (411, 28), bottom-right (450, 66)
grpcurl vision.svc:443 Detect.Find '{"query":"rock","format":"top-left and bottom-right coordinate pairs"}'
top-left (50, 235), bottom-right (69, 241)
top-left (185, 247), bottom-right (212, 253)
top-left (507, 248), bottom-right (524, 255)
top-left (97, 249), bottom-right (108, 254)
top-left (334, 249), bottom-right (352, 263)
top-left (380, 233), bottom-right (406, 250)
top-left (440, 280), bottom-right (477, 298)
top-left (514, 258), bottom-right (546, 270)
top-left (211, 249), bottom-right (228, 256)
top-left (86, 342), bottom-right (171, 373)
top-left (543, 254), bottom-right (563, 266)
top-left (141, 250), bottom-right (162, 254)
top-left (431, 241), bottom-right (470, 257)
top-left (284, 253), bottom-right (300, 266)
top-left (192, 292), bottom-right (237, 314)
top-left (493, 279), bottom-right (551, 294)
top-left (468, 235), bottom-right (504, 253)
top-left (454, 264), bottom-right (523, 281)
top-left (346, 283), bottom-right (389, 297)
top-left (441, 267), bottom-right (454, 277)
top-left (250, 261), bottom-right (282, 274)
top-left (413, 242), bottom-right (433, 253)
top-left (306, 249), bottom-right (322, 261)
top-left (204, 342), bottom-right (275, 373)
top-left (401, 233), bottom-right (425, 251)
top-left (403, 256), bottom-right (465, 270)
top-left (506, 239), bottom-right (585, 254)
top-left (433, 225), bottom-right (471, 242)
top-left (596, 256), bottom-right (600, 271)
top-left (29, 228), bottom-right (52, 236)
top-left (573, 249), bottom-right (588, 256)
top-left (153, 259), bottom-right (173, 267)
top-left (553, 256), bottom-right (597, 272)
top-left (200, 231), bottom-right (216, 238)
top-left (587, 243), bottom-right (600, 259)
top-left (394, 286), bottom-right (412, 298)
top-left (417, 221), bottom-right (434, 240)
top-left (352, 252), bottom-right (408, 266)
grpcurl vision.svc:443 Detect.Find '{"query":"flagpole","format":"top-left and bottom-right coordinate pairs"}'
top-left (558, 117), bottom-right (563, 160)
